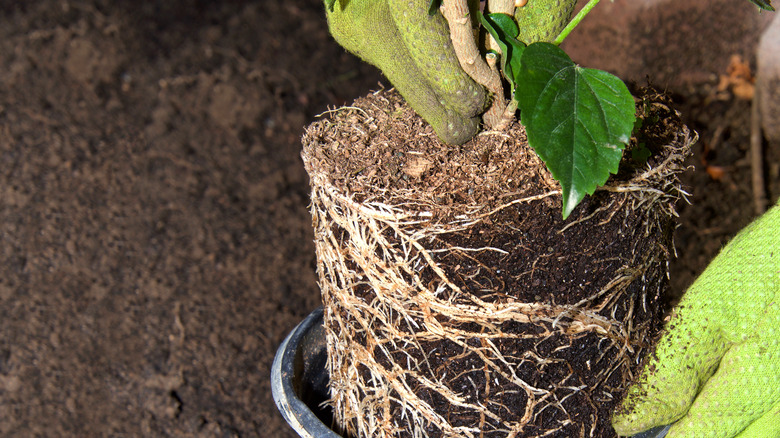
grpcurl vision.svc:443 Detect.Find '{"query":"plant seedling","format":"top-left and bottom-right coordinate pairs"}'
top-left (431, 0), bottom-right (773, 217)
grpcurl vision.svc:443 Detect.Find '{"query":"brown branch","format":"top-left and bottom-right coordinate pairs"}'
top-left (487, 0), bottom-right (515, 14)
top-left (442, 0), bottom-right (506, 128)
top-left (751, 85), bottom-right (768, 215)
top-left (483, 1), bottom-right (515, 55)
top-left (486, 53), bottom-right (517, 129)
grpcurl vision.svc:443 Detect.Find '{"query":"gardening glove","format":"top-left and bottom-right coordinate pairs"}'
top-left (325, 0), bottom-right (486, 145)
top-left (612, 200), bottom-right (780, 438)
top-left (514, 0), bottom-right (577, 44)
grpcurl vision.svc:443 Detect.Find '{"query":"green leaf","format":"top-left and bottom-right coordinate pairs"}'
top-left (325, 0), bottom-right (337, 12)
top-left (631, 144), bottom-right (651, 164)
top-left (749, 0), bottom-right (774, 11)
top-left (515, 42), bottom-right (635, 218)
top-left (479, 13), bottom-right (526, 92)
top-left (428, 0), bottom-right (442, 15)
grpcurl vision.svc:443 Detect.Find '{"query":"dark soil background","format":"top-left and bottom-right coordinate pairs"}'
top-left (0, 1), bottom-right (776, 437)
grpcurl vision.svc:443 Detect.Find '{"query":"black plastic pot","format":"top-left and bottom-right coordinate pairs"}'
top-left (271, 308), bottom-right (669, 438)
top-left (271, 307), bottom-right (341, 438)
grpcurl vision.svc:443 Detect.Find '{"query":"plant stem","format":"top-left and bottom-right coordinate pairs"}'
top-left (751, 85), bottom-right (768, 214)
top-left (485, 0), bottom-right (515, 53)
top-left (442, 0), bottom-right (506, 128)
top-left (487, 0), bottom-right (515, 14)
top-left (495, 99), bottom-right (518, 131)
top-left (553, 0), bottom-right (601, 45)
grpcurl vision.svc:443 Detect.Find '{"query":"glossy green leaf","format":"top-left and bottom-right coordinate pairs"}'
top-left (515, 43), bottom-right (635, 218)
top-left (479, 13), bottom-right (526, 92)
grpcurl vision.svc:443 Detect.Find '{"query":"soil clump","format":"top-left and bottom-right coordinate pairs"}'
top-left (302, 89), bottom-right (693, 437)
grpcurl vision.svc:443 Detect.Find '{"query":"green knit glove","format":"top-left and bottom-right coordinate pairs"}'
top-left (514, 0), bottom-right (576, 44)
top-left (325, 0), bottom-right (486, 145)
top-left (613, 201), bottom-right (780, 438)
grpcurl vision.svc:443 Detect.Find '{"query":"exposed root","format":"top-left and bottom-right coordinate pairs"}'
top-left (301, 91), bottom-right (695, 438)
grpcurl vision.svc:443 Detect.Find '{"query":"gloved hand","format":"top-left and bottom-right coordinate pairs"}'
top-left (515, 0), bottom-right (576, 44)
top-left (612, 201), bottom-right (780, 438)
top-left (326, 0), bottom-right (486, 145)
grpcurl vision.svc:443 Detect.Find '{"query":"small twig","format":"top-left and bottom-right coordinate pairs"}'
top-left (751, 84), bottom-right (768, 214)
top-left (487, 0), bottom-right (515, 14)
top-left (486, 52), bottom-right (499, 75)
top-left (485, 0), bottom-right (516, 53)
top-left (553, 0), bottom-right (601, 45)
top-left (494, 99), bottom-right (518, 131)
top-left (442, 0), bottom-right (506, 128)
top-left (708, 124), bottom-right (726, 152)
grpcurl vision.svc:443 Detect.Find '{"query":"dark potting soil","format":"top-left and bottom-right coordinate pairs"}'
top-left (304, 89), bottom-right (690, 437)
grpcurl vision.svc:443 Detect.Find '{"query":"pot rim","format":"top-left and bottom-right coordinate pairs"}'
top-left (271, 308), bottom-right (669, 438)
top-left (271, 307), bottom-right (341, 438)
